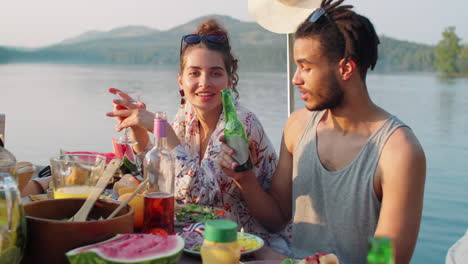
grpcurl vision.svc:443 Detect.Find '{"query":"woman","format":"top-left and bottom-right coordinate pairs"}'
top-left (107, 19), bottom-right (289, 252)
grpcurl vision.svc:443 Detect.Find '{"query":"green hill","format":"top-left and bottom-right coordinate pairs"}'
top-left (0, 15), bottom-right (436, 73)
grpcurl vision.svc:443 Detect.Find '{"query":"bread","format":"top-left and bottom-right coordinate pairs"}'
top-left (15, 161), bottom-right (36, 192)
top-left (317, 253), bottom-right (339, 264)
top-left (113, 174), bottom-right (140, 195)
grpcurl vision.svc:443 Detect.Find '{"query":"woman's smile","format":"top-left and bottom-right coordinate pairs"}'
top-left (196, 91), bottom-right (216, 101)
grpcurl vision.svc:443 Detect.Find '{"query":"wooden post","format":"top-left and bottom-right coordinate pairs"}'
top-left (287, 33), bottom-right (295, 116)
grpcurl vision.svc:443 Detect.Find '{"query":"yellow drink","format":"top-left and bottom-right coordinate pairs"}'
top-left (54, 186), bottom-right (93, 199)
top-left (201, 220), bottom-right (240, 264)
top-left (201, 240), bottom-right (240, 264)
top-left (0, 198), bottom-right (26, 264)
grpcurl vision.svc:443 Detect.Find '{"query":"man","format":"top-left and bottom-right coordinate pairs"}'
top-left (219, 0), bottom-right (426, 263)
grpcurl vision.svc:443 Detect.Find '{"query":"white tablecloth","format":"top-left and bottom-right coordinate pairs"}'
top-left (446, 229), bottom-right (468, 264)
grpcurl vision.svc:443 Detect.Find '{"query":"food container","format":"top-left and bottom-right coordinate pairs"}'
top-left (22, 198), bottom-right (133, 264)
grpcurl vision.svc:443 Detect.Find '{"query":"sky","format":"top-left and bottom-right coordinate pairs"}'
top-left (1, 0), bottom-right (467, 48)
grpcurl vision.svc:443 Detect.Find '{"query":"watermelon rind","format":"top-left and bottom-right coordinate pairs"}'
top-left (66, 234), bottom-right (184, 264)
top-left (122, 156), bottom-right (138, 173)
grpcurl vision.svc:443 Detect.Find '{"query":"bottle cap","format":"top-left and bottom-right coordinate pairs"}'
top-left (204, 219), bottom-right (237, 243)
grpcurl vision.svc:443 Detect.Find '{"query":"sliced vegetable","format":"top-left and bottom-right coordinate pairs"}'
top-left (175, 204), bottom-right (225, 224)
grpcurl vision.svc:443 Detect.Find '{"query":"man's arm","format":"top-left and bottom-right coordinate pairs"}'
top-left (373, 127), bottom-right (426, 264)
top-left (230, 135), bottom-right (292, 231)
top-left (220, 109), bottom-right (310, 232)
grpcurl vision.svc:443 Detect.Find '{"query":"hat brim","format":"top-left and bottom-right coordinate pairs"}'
top-left (249, 0), bottom-right (322, 34)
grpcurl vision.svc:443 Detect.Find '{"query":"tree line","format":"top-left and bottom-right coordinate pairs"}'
top-left (0, 25), bottom-right (466, 76)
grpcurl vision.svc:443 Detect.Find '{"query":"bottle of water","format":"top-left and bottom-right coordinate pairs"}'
top-left (141, 111), bottom-right (175, 235)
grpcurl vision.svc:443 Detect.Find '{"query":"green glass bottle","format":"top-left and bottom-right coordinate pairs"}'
top-left (367, 237), bottom-right (394, 264)
top-left (221, 89), bottom-right (253, 172)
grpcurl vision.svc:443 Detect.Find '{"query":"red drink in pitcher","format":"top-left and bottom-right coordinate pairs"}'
top-left (142, 192), bottom-right (175, 235)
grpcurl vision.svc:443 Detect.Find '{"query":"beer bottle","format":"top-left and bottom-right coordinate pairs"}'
top-left (367, 237), bottom-right (395, 264)
top-left (221, 89), bottom-right (253, 172)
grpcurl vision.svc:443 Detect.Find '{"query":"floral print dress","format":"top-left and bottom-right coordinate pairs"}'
top-left (171, 100), bottom-right (290, 248)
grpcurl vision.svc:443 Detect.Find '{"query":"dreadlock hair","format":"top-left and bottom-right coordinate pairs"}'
top-left (295, 0), bottom-right (380, 79)
top-left (180, 19), bottom-right (239, 99)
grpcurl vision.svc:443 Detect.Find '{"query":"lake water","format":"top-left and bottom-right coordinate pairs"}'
top-left (1, 63), bottom-right (468, 263)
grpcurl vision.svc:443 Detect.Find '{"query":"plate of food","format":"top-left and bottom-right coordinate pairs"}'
top-left (178, 224), bottom-right (264, 256)
top-left (237, 232), bottom-right (265, 255)
top-left (175, 203), bottom-right (227, 226)
top-left (280, 253), bottom-right (340, 264)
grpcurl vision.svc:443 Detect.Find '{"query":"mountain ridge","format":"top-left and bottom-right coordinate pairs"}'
top-left (0, 14), bottom-right (436, 72)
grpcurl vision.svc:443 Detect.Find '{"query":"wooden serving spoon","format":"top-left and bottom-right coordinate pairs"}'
top-left (107, 177), bottom-right (149, 220)
top-left (69, 159), bottom-right (121, 222)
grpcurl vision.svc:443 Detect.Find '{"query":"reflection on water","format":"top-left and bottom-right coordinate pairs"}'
top-left (437, 75), bottom-right (458, 85)
top-left (1, 64), bottom-right (468, 263)
top-left (436, 85), bottom-right (457, 135)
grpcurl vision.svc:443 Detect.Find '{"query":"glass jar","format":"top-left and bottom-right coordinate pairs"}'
top-left (201, 219), bottom-right (240, 264)
top-left (0, 146), bottom-right (27, 264)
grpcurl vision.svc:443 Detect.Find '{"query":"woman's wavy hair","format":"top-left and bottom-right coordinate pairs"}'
top-left (295, 0), bottom-right (380, 79)
top-left (180, 19), bottom-right (239, 99)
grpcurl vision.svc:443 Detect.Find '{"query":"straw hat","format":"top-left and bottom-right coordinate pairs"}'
top-left (248, 0), bottom-right (322, 34)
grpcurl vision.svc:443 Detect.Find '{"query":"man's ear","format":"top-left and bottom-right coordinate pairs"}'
top-left (338, 58), bottom-right (357, 81)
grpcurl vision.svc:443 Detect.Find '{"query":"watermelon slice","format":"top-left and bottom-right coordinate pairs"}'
top-left (112, 138), bottom-right (136, 161)
top-left (66, 234), bottom-right (184, 264)
top-left (113, 138), bottom-right (138, 173)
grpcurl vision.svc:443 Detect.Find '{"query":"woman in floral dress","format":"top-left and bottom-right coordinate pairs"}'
top-left (107, 19), bottom-right (290, 252)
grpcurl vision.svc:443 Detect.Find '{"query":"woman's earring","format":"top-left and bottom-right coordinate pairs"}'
top-left (179, 90), bottom-right (186, 105)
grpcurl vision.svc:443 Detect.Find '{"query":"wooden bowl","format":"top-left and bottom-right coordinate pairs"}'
top-left (22, 198), bottom-right (133, 264)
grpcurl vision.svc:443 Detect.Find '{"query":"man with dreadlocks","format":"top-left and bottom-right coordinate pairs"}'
top-left (219, 0), bottom-right (426, 263)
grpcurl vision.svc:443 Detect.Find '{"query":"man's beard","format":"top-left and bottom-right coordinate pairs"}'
top-left (306, 72), bottom-right (344, 111)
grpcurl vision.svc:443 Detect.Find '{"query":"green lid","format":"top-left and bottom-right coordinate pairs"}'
top-left (204, 220), bottom-right (237, 243)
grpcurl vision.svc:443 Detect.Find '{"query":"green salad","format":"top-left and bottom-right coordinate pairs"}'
top-left (175, 204), bottom-right (225, 224)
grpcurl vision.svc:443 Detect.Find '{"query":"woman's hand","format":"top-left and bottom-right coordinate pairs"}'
top-left (106, 88), bottom-right (153, 132)
top-left (217, 136), bottom-right (258, 188)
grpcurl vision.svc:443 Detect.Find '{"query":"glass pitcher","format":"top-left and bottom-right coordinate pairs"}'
top-left (0, 146), bottom-right (26, 264)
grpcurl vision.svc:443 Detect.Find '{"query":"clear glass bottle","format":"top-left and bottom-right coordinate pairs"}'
top-left (141, 111), bottom-right (175, 235)
top-left (367, 237), bottom-right (395, 264)
top-left (201, 219), bottom-right (240, 264)
top-left (221, 89), bottom-right (253, 172)
top-left (0, 146), bottom-right (26, 264)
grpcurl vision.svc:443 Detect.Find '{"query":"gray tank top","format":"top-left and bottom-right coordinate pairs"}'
top-left (292, 110), bottom-right (408, 264)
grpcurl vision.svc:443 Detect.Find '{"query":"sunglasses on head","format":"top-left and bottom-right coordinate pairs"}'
top-left (308, 8), bottom-right (328, 23)
top-left (180, 34), bottom-right (228, 55)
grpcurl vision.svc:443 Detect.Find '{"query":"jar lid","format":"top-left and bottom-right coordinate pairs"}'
top-left (204, 219), bottom-right (237, 243)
